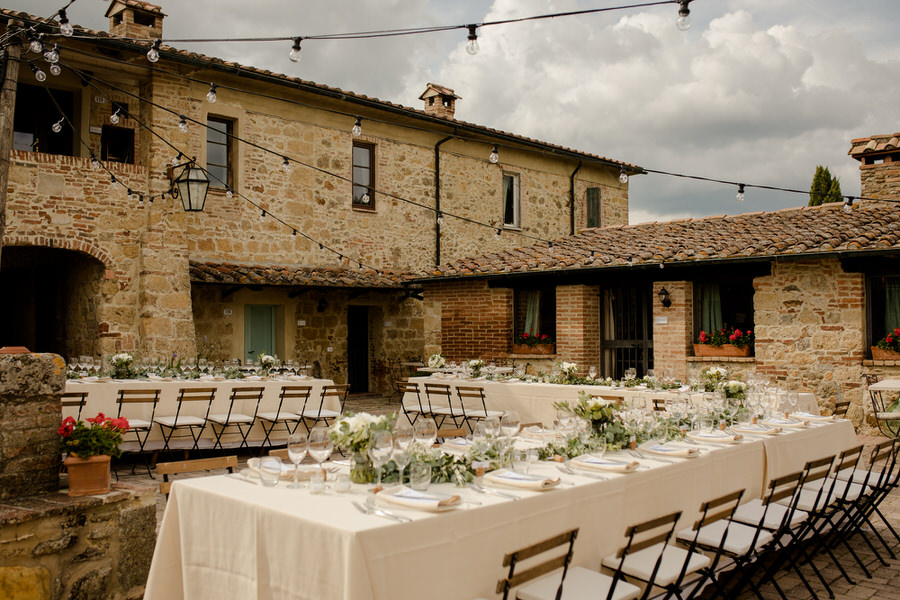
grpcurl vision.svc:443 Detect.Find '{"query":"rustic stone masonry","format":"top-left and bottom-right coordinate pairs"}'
top-left (0, 353), bottom-right (156, 600)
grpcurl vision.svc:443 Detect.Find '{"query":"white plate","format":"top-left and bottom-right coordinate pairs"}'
top-left (376, 486), bottom-right (461, 512)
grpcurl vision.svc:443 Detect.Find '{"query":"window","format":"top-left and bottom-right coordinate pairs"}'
top-left (206, 116), bottom-right (233, 189)
top-left (694, 279), bottom-right (755, 341)
top-left (586, 187), bottom-right (601, 228)
top-left (101, 126), bottom-right (134, 163)
top-left (514, 287), bottom-right (556, 342)
top-left (352, 142), bottom-right (375, 209)
top-left (867, 275), bottom-right (900, 352)
top-left (13, 84), bottom-right (74, 155)
top-left (503, 173), bottom-right (520, 228)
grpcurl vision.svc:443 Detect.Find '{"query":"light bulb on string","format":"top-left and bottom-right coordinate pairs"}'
top-left (619, 166), bottom-right (629, 184)
top-left (281, 156), bottom-right (291, 173)
top-left (676, 0), bottom-right (691, 31)
top-left (489, 146), bottom-right (499, 164)
top-left (466, 25), bottom-right (480, 55)
top-left (51, 118), bottom-right (64, 133)
top-left (360, 192), bottom-right (370, 205)
top-left (436, 212), bottom-right (444, 226)
top-left (495, 228), bottom-right (501, 240)
top-left (110, 108), bottom-right (121, 125)
top-left (548, 241), bottom-right (555, 255)
top-left (49, 64), bottom-right (61, 76)
top-left (259, 209), bottom-right (266, 221)
top-left (171, 153), bottom-right (182, 167)
top-left (351, 117), bottom-right (362, 137)
top-left (289, 37), bottom-right (302, 62)
top-left (178, 115), bottom-right (188, 133)
top-left (58, 9), bottom-right (73, 36)
top-left (843, 197), bottom-right (854, 214)
top-left (292, 229), bottom-right (297, 237)
top-left (225, 187), bottom-right (233, 199)
top-left (736, 184), bottom-right (745, 203)
top-left (90, 155), bottom-right (100, 170)
top-left (29, 34), bottom-right (43, 54)
top-left (319, 243), bottom-right (325, 254)
top-left (110, 175), bottom-right (117, 184)
top-left (30, 63), bottom-right (47, 82)
top-left (206, 83), bottom-right (217, 103)
top-left (138, 194), bottom-right (145, 208)
top-left (44, 44), bottom-right (59, 64)
top-left (147, 40), bottom-right (160, 63)
top-left (358, 262), bottom-right (363, 271)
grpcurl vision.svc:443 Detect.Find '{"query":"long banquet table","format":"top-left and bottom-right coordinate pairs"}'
top-left (143, 419), bottom-right (856, 600)
top-left (65, 376), bottom-right (336, 448)
top-left (404, 375), bottom-right (819, 427)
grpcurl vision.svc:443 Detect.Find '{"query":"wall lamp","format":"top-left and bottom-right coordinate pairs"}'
top-left (167, 160), bottom-right (210, 212)
top-left (658, 287), bottom-right (671, 308)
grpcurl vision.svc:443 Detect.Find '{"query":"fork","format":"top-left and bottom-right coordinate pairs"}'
top-left (557, 463), bottom-right (607, 481)
top-left (352, 500), bottom-right (411, 523)
top-left (469, 482), bottom-right (520, 500)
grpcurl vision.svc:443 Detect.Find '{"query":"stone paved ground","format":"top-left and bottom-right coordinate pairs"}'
top-left (117, 396), bottom-right (900, 600)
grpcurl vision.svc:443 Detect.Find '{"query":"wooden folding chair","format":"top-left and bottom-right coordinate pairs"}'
top-left (652, 398), bottom-right (667, 412)
top-left (832, 399), bottom-right (850, 418)
top-left (867, 382), bottom-right (900, 438)
top-left (206, 386), bottom-right (264, 450)
top-left (456, 385), bottom-right (503, 432)
top-left (61, 391), bottom-right (88, 420)
top-left (298, 384), bottom-right (346, 432)
top-left (495, 529), bottom-right (582, 600)
top-left (424, 383), bottom-right (453, 428)
top-left (257, 385), bottom-right (310, 448)
top-left (116, 388), bottom-right (161, 476)
top-left (153, 387), bottom-right (216, 454)
top-left (158, 454), bottom-right (238, 497)
top-left (399, 381), bottom-right (428, 425)
top-left (436, 426), bottom-right (467, 442)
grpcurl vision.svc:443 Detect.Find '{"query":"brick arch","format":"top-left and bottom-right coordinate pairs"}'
top-left (4, 235), bottom-right (117, 273)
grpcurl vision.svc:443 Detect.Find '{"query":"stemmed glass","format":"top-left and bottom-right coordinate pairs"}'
top-left (82, 356), bottom-right (94, 377)
top-left (198, 358), bottom-right (208, 374)
top-left (392, 420), bottom-right (414, 485)
top-left (93, 356), bottom-right (102, 376)
top-left (67, 357), bottom-right (78, 376)
top-left (307, 426), bottom-right (334, 476)
top-left (500, 411), bottom-right (521, 439)
top-left (287, 432), bottom-right (308, 489)
top-left (788, 392), bottom-right (799, 417)
top-left (368, 430), bottom-right (393, 490)
top-left (588, 365), bottom-right (598, 379)
top-left (414, 418), bottom-right (437, 448)
top-left (624, 367), bottom-right (637, 380)
top-left (483, 416), bottom-right (501, 440)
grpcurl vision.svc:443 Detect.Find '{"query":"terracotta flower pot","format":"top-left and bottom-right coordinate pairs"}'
top-left (64, 455), bottom-right (111, 497)
top-left (511, 343), bottom-right (555, 355)
top-left (871, 346), bottom-right (900, 361)
top-left (693, 343), bottom-right (752, 358)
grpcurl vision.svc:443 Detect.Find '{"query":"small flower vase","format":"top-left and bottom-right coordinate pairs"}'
top-left (471, 367), bottom-right (482, 378)
top-left (350, 451), bottom-right (375, 484)
top-left (590, 419), bottom-right (606, 437)
top-left (64, 455), bottom-right (111, 497)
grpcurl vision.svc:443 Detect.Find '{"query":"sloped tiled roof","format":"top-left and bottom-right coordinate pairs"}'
top-left (412, 202), bottom-right (900, 280)
top-left (849, 133), bottom-right (900, 158)
top-left (2, 8), bottom-right (638, 173)
top-left (189, 262), bottom-right (408, 289)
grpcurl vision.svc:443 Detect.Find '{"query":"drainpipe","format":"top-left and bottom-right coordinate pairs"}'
top-left (433, 135), bottom-right (453, 267)
top-left (569, 161), bottom-right (583, 235)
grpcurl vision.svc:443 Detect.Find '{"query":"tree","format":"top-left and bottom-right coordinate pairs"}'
top-left (808, 165), bottom-right (843, 206)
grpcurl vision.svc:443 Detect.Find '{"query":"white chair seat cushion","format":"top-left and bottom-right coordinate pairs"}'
top-left (299, 408), bottom-right (340, 419)
top-left (516, 566), bottom-right (641, 600)
top-left (127, 418), bottom-right (152, 429)
top-left (733, 498), bottom-right (807, 530)
top-left (677, 520), bottom-right (774, 557)
top-left (466, 409), bottom-right (505, 419)
top-left (402, 404), bottom-right (425, 413)
top-left (826, 477), bottom-right (866, 502)
top-left (257, 411), bottom-right (300, 422)
top-left (431, 407), bottom-right (455, 415)
top-left (876, 412), bottom-right (900, 420)
top-left (207, 413), bottom-right (255, 425)
top-left (602, 544), bottom-right (710, 587)
top-left (154, 415), bottom-right (205, 427)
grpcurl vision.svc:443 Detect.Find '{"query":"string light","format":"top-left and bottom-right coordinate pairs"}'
top-left (466, 25), bottom-right (479, 55)
top-left (110, 108), bottom-right (121, 124)
top-left (843, 196), bottom-right (854, 214)
top-left (489, 145), bottom-right (499, 164)
top-left (676, 0), bottom-right (691, 31)
top-left (206, 83), bottom-right (217, 103)
top-left (260, 209), bottom-right (266, 221)
top-left (360, 192), bottom-right (370, 205)
top-left (358, 262), bottom-right (363, 271)
top-left (28, 34), bottom-right (43, 54)
top-left (292, 229), bottom-right (297, 236)
top-left (178, 115), bottom-right (188, 133)
top-left (172, 152), bottom-right (182, 166)
top-left (90, 154), bottom-right (100, 170)
top-left (138, 194), bottom-right (145, 208)
top-left (437, 212), bottom-right (444, 226)
top-left (43, 44), bottom-right (59, 64)
top-left (49, 64), bottom-right (61, 76)
top-left (225, 186), bottom-right (233, 198)
top-left (289, 37), bottom-right (302, 62)
top-left (147, 39), bottom-right (161, 63)
top-left (619, 166), bottom-right (629, 184)
top-left (58, 9), bottom-right (73, 37)
top-left (30, 63), bottom-right (47, 82)
top-left (110, 174), bottom-right (117, 184)
top-left (281, 156), bottom-right (291, 173)
top-left (548, 241), bottom-right (555, 254)
top-left (736, 183), bottom-right (745, 203)
top-left (351, 117), bottom-right (362, 137)
top-left (51, 118), bottom-right (63, 133)
top-left (319, 243), bottom-right (325, 254)
top-left (495, 228), bottom-right (501, 240)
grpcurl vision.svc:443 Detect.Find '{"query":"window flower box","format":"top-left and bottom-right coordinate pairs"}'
top-left (871, 346), bottom-right (900, 361)
top-left (693, 343), bottom-right (752, 358)
top-left (512, 343), bottom-right (555, 355)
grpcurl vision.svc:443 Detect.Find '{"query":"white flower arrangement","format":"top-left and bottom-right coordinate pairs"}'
top-left (725, 380), bottom-right (747, 399)
top-left (428, 353), bottom-right (446, 368)
top-left (329, 412), bottom-right (393, 454)
top-left (559, 361), bottom-right (578, 377)
top-left (706, 366), bottom-right (728, 378)
top-left (257, 353), bottom-right (278, 370)
top-left (111, 353), bottom-right (133, 368)
top-left (468, 359), bottom-right (485, 370)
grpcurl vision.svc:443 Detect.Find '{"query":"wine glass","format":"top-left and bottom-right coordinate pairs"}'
top-left (588, 365), bottom-right (598, 379)
top-left (483, 416), bottom-right (501, 439)
top-left (307, 426), bottom-right (334, 475)
top-left (500, 411), bottom-right (521, 438)
top-left (93, 356), bottom-right (102, 376)
top-left (393, 420), bottom-right (414, 485)
top-left (414, 418), bottom-right (437, 448)
top-left (198, 358), bottom-right (208, 374)
top-left (368, 430), bottom-right (393, 490)
top-left (625, 367), bottom-right (637, 380)
top-left (82, 356), bottom-right (94, 377)
top-left (67, 357), bottom-right (78, 376)
top-left (788, 392), bottom-right (799, 417)
top-left (287, 432), bottom-right (308, 488)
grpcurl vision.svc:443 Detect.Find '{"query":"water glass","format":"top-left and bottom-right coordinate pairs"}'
top-left (334, 473), bottom-right (351, 493)
top-left (258, 456), bottom-right (282, 487)
top-left (414, 418), bottom-right (437, 448)
top-left (309, 469), bottom-right (325, 494)
top-left (512, 449), bottom-right (530, 474)
top-left (410, 462), bottom-right (431, 491)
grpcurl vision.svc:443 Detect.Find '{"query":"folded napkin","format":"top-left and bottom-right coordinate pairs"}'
top-left (570, 455), bottom-right (639, 473)
top-left (639, 444), bottom-right (700, 458)
top-left (764, 417), bottom-right (809, 428)
top-left (731, 423), bottom-right (783, 435)
top-left (442, 438), bottom-right (474, 454)
top-left (247, 458), bottom-right (321, 480)
top-left (521, 426), bottom-right (556, 442)
top-left (483, 469), bottom-right (560, 490)
top-left (791, 412), bottom-right (833, 422)
top-left (686, 430), bottom-right (743, 444)
top-left (376, 486), bottom-right (461, 511)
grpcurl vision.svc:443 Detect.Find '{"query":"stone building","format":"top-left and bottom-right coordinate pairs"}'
top-left (0, 1), bottom-right (636, 392)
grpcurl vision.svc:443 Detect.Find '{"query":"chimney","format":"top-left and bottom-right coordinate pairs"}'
top-left (419, 83), bottom-right (460, 120)
top-left (105, 1), bottom-right (165, 40)
top-left (848, 132), bottom-right (900, 201)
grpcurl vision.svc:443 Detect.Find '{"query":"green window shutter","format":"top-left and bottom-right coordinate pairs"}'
top-left (244, 305), bottom-right (276, 363)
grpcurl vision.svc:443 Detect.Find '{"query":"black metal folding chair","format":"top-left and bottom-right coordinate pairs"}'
top-left (158, 454), bottom-right (238, 497)
top-left (297, 384), bottom-right (347, 432)
top-left (206, 386), bottom-right (264, 451)
top-left (424, 382), bottom-right (453, 428)
top-left (399, 381), bottom-right (428, 425)
top-left (456, 385), bottom-right (503, 433)
top-left (61, 390), bottom-right (88, 420)
top-left (153, 387), bottom-right (216, 454)
top-left (257, 385), bottom-right (310, 449)
top-left (115, 388), bottom-right (161, 476)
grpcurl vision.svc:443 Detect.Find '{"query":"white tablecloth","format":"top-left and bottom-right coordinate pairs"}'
top-left (144, 420), bottom-right (856, 600)
top-left (64, 377), bottom-right (335, 447)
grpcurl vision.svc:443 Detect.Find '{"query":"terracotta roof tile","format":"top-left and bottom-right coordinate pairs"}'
top-left (848, 133), bottom-right (900, 158)
top-left (411, 202), bottom-right (900, 280)
top-left (189, 262), bottom-right (408, 289)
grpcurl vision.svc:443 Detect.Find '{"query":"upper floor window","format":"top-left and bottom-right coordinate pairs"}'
top-left (514, 287), bottom-right (556, 344)
top-left (352, 142), bottom-right (375, 209)
top-left (101, 126), bottom-right (134, 163)
top-left (14, 84), bottom-right (74, 155)
top-left (206, 116), bottom-right (233, 189)
top-left (586, 187), bottom-right (601, 228)
top-left (503, 173), bottom-right (520, 228)
top-left (694, 279), bottom-right (755, 343)
top-left (867, 275), bottom-right (900, 353)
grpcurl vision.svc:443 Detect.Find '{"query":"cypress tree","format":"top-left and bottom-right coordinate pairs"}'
top-left (809, 166), bottom-right (842, 206)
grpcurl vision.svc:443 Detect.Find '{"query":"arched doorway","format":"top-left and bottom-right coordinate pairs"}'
top-left (0, 246), bottom-right (104, 357)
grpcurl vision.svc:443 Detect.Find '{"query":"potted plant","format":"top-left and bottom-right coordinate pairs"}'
top-left (872, 328), bottom-right (900, 360)
top-left (693, 327), bottom-right (754, 357)
top-left (512, 331), bottom-right (555, 354)
top-left (59, 412), bottom-right (129, 497)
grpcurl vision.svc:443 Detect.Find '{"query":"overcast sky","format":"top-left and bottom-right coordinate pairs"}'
top-left (12, 0), bottom-right (900, 224)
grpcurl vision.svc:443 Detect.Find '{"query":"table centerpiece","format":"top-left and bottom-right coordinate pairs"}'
top-left (329, 412), bottom-right (394, 483)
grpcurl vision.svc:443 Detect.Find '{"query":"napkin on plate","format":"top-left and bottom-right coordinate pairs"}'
top-left (570, 455), bottom-right (639, 473)
top-left (686, 430), bottom-right (743, 444)
top-left (791, 412), bottom-right (833, 422)
top-left (483, 469), bottom-right (560, 490)
top-left (442, 438), bottom-right (474, 454)
top-left (731, 423), bottom-right (783, 435)
top-left (376, 486), bottom-right (461, 511)
top-left (639, 444), bottom-right (700, 458)
top-left (521, 426), bottom-right (555, 442)
top-left (764, 417), bottom-right (809, 428)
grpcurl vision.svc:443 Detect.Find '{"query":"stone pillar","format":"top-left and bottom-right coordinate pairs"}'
top-left (556, 284), bottom-right (600, 371)
top-left (652, 281), bottom-right (693, 380)
top-left (0, 352), bottom-right (65, 501)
